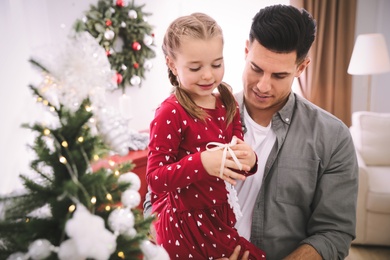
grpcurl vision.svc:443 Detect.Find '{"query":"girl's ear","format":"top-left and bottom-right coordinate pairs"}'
top-left (166, 56), bottom-right (177, 75)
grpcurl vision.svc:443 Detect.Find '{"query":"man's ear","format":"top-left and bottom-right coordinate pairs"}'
top-left (296, 57), bottom-right (311, 77)
top-left (166, 56), bottom-right (177, 75)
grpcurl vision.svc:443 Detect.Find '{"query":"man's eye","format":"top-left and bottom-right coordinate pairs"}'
top-left (274, 75), bottom-right (287, 79)
top-left (251, 65), bottom-right (262, 73)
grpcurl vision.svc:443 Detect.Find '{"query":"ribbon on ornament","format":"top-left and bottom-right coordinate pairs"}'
top-left (206, 136), bottom-right (242, 179)
top-left (205, 136), bottom-right (243, 221)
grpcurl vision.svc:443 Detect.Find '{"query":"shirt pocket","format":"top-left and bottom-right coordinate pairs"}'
top-left (275, 156), bottom-right (319, 207)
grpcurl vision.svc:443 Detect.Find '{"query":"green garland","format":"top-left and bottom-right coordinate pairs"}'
top-left (74, 0), bottom-right (156, 91)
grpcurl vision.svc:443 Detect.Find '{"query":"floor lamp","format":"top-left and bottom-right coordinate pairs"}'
top-left (348, 33), bottom-right (390, 111)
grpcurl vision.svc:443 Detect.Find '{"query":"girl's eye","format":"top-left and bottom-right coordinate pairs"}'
top-left (212, 64), bottom-right (222, 68)
top-left (189, 67), bottom-right (201, 72)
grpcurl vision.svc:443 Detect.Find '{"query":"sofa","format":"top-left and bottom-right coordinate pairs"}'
top-left (349, 111), bottom-right (390, 246)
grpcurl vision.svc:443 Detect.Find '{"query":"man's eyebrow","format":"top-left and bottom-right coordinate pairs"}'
top-left (250, 62), bottom-right (290, 76)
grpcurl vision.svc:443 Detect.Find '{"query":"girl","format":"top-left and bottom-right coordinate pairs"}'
top-left (146, 13), bottom-right (265, 259)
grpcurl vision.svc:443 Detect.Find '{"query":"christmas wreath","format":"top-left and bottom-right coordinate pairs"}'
top-left (74, 0), bottom-right (156, 91)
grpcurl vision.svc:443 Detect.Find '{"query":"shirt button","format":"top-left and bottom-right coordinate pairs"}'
top-left (285, 118), bottom-right (290, 122)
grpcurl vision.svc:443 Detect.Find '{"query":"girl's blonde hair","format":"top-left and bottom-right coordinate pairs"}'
top-left (162, 12), bottom-right (237, 125)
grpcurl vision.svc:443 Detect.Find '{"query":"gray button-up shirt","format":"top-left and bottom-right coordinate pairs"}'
top-left (235, 91), bottom-right (358, 260)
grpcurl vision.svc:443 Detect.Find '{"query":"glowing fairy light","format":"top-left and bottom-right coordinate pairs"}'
top-left (61, 141), bottom-right (68, 148)
top-left (93, 154), bottom-right (100, 161)
top-left (77, 136), bottom-right (84, 143)
top-left (37, 97), bottom-right (43, 102)
top-left (106, 193), bottom-right (112, 200)
top-left (59, 156), bottom-right (67, 164)
top-left (43, 100), bottom-right (49, 106)
top-left (91, 196), bottom-right (97, 204)
top-left (118, 251), bottom-right (125, 259)
top-left (49, 106), bottom-right (55, 112)
top-left (68, 204), bottom-right (76, 213)
top-left (114, 170), bottom-right (120, 176)
top-left (105, 205), bottom-right (111, 211)
top-left (43, 129), bottom-right (51, 135)
top-left (108, 160), bottom-right (115, 167)
top-left (85, 105), bottom-right (92, 112)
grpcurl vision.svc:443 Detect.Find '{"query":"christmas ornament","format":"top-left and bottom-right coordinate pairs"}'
top-left (27, 239), bottom-right (52, 260)
top-left (6, 252), bottom-right (25, 260)
top-left (121, 189), bottom-right (141, 208)
top-left (115, 72), bottom-right (123, 84)
top-left (133, 62), bottom-right (139, 69)
top-left (130, 75), bottom-right (141, 86)
top-left (140, 240), bottom-right (170, 260)
top-left (104, 30), bottom-right (115, 40)
top-left (65, 204), bottom-right (117, 260)
top-left (108, 207), bottom-right (135, 234)
top-left (32, 31), bottom-right (117, 112)
top-left (128, 9), bottom-right (137, 19)
top-left (58, 239), bottom-right (84, 260)
top-left (96, 107), bottom-right (129, 156)
top-left (74, 0), bottom-right (156, 90)
top-left (118, 171), bottom-right (141, 191)
top-left (132, 41), bottom-right (141, 51)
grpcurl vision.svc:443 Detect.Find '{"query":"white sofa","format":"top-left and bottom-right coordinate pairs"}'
top-left (350, 111), bottom-right (390, 246)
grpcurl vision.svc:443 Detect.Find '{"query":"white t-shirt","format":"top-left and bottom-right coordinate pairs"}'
top-left (235, 107), bottom-right (276, 240)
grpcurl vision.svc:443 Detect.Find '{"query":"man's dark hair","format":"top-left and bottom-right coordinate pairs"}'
top-left (249, 4), bottom-right (316, 64)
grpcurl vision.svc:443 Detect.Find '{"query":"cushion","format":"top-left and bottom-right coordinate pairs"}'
top-left (366, 166), bottom-right (390, 214)
top-left (351, 112), bottom-right (390, 166)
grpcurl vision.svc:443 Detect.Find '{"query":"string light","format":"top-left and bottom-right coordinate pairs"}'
top-left (43, 100), bottom-right (49, 106)
top-left (68, 204), bottom-right (76, 213)
top-left (89, 118), bottom-right (95, 123)
top-left (25, 217), bottom-right (30, 223)
top-left (114, 170), bottom-right (120, 176)
top-left (93, 154), bottom-right (100, 161)
top-left (61, 141), bottom-right (68, 148)
top-left (105, 205), bottom-right (111, 211)
top-left (108, 160), bottom-right (115, 167)
top-left (77, 136), bottom-right (84, 143)
top-left (118, 251), bottom-right (125, 259)
top-left (49, 106), bottom-right (55, 112)
top-left (85, 105), bottom-right (92, 112)
top-left (43, 129), bottom-right (51, 135)
top-left (37, 97), bottom-right (43, 102)
top-left (106, 193), bottom-right (112, 200)
top-left (91, 196), bottom-right (97, 204)
top-left (59, 156), bottom-right (67, 164)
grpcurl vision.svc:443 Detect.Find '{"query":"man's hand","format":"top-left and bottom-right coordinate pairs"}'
top-left (216, 245), bottom-right (250, 260)
top-left (283, 244), bottom-right (322, 260)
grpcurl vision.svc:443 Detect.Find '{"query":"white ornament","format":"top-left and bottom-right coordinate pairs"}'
top-left (27, 239), bottom-right (52, 260)
top-left (6, 252), bottom-right (25, 260)
top-left (143, 35), bottom-right (153, 46)
top-left (130, 75), bottom-right (141, 86)
top-left (121, 21), bottom-right (127, 28)
top-left (118, 172), bottom-right (141, 191)
top-left (58, 239), bottom-right (84, 260)
top-left (144, 60), bottom-right (153, 71)
top-left (121, 189), bottom-right (141, 208)
top-left (96, 107), bottom-right (130, 156)
top-left (108, 207), bottom-right (135, 234)
top-left (32, 32), bottom-right (117, 112)
top-left (140, 240), bottom-right (170, 260)
top-left (123, 227), bottom-right (137, 238)
top-left (128, 10), bottom-right (137, 19)
top-left (104, 30), bottom-right (115, 40)
top-left (65, 204), bottom-right (117, 260)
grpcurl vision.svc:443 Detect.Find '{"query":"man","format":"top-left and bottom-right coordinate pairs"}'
top-left (145, 4), bottom-right (358, 260)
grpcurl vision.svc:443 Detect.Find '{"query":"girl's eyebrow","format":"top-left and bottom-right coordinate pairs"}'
top-left (188, 57), bottom-right (224, 64)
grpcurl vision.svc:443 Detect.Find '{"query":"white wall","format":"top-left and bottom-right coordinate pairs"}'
top-left (351, 0), bottom-right (390, 113)
top-left (0, 0), bottom-right (286, 195)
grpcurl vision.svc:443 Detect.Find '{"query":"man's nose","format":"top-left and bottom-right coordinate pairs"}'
top-left (256, 75), bottom-right (271, 92)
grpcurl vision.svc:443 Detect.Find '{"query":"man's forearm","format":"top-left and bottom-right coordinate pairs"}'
top-left (283, 244), bottom-right (322, 260)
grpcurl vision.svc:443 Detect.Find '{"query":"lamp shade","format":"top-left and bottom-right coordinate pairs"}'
top-left (348, 33), bottom-right (390, 75)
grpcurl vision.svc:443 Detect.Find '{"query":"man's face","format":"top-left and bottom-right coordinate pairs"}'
top-left (242, 40), bottom-right (309, 123)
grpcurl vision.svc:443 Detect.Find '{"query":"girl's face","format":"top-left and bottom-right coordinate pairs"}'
top-left (167, 36), bottom-right (224, 106)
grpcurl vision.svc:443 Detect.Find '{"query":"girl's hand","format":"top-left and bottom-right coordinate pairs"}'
top-left (201, 149), bottom-right (246, 185)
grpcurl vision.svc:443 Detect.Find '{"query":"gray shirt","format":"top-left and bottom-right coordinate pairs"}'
top-left (235, 91), bottom-right (358, 260)
top-left (144, 91), bottom-right (358, 260)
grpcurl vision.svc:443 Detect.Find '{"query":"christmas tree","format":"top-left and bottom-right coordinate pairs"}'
top-left (0, 32), bottom-right (167, 260)
top-left (74, 0), bottom-right (156, 91)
